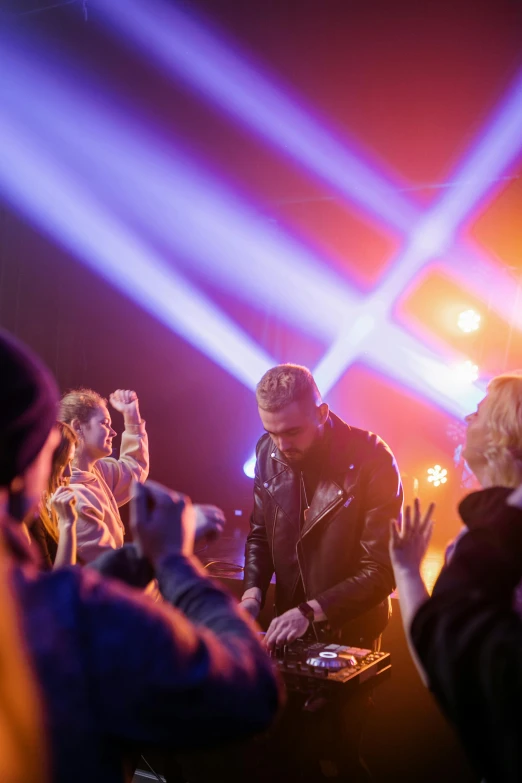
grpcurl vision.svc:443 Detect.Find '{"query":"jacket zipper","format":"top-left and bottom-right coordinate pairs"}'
top-left (302, 493), bottom-right (352, 539)
top-left (296, 542), bottom-right (307, 600)
top-left (270, 505), bottom-right (278, 577)
top-left (296, 474), bottom-right (309, 600)
top-left (297, 492), bottom-right (355, 600)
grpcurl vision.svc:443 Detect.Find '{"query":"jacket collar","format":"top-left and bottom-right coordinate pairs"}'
top-left (264, 413), bottom-right (357, 536)
top-left (458, 486), bottom-right (513, 529)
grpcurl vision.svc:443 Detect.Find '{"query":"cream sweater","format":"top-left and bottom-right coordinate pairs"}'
top-left (69, 422), bottom-right (149, 564)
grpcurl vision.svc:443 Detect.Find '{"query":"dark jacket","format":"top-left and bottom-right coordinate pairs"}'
top-left (244, 413), bottom-right (403, 644)
top-left (411, 487), bottom-right (522, 783)
top-left (4, 523), bottom-right (282, 783)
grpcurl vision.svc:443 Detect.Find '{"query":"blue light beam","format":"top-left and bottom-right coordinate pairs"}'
top-left (0, 114), bottom-right (277, 390)
top-left (97, 0), bottom-right (522, 336)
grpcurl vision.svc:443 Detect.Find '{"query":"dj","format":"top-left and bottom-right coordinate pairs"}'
top-left (241, 364), bottom-right (403, 780)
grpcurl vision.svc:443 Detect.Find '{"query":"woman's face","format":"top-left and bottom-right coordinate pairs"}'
top-left (79, 405), bottom-right (117, 462)
top-left (463, 396), bottom-right (490, 467)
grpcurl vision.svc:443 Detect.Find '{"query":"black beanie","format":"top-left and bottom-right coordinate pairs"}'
top-left (0, 329), bottom-right (59, 487)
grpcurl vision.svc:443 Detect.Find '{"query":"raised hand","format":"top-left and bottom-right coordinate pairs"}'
top-left (389, 498), bottom-right (435, 574)
top-left (109, 390), bottom-right (141, 425)
top-left (50, 486), bottom-right (78, 529)
top-left (194, 504), bottom-right (225, 543)
top-left (130, 480), bottom-right (195, 564)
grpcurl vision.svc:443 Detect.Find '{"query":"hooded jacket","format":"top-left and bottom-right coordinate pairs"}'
top-left (70, 422), bottom-right (149, 563)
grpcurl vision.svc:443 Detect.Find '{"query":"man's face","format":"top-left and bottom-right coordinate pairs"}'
top-left (463, 395), bottom-right (490, 467)
top-left (258, 400), bottom-right (328, 464)
top-left (81, 405), bottom-right (117, 460)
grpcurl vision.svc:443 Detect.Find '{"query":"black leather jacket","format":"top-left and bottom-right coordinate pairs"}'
top-left (244, 413), bottom-right (403, 645)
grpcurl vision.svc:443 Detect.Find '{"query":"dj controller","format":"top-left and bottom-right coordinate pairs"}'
top-left (269, 639), bottom-right (391, 698)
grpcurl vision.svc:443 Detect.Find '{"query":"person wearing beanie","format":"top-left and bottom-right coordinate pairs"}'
top-left (0, 329), bottom-right (60, 783)
top-left (0, 329), bottom-right (282, 783)
top-left (0, 330), bottom-right (59, 520)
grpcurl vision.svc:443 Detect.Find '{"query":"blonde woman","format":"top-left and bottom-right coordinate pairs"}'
top-left (389, 371), bottom-right (522, 679)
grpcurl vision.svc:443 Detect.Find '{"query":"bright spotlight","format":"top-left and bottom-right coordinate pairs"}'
top-left (243, 456), bottom-right (256, 479)
top-left (455, 360), bottom-right (479, 384)
top-left (427, 465), bottom-right (448, 487)
top-left (458, 309), bottom-right (481, 333)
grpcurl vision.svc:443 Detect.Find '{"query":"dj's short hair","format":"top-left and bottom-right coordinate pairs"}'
top-left (255, 364), bottom-right (322, 412)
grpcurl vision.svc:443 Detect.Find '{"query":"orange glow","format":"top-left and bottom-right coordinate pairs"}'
top-left (421, 547), bottom-right (446, 594)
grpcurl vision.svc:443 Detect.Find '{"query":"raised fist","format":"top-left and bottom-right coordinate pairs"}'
top-left (109, 390), bottom-right (141, 425)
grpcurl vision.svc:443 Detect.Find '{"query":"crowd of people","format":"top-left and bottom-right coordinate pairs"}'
top-left (1, 325), bottom-right (522, 783)
top-left (0, 330), bottom-right (281, 783)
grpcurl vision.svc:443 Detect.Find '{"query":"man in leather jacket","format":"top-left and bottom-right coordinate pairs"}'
top-left (241, 363), bottom-right (403, 649)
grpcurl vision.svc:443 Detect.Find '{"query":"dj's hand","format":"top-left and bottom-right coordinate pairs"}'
top-left (264, 608), bottom-right (310, 650)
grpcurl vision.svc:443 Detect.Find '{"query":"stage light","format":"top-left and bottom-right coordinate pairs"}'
top-left (311, 61), bottom-right (522, 396)
top-left (0, 109), bottom-right (281, 391)
top-left (1, 35), bottom-right (363, 346)
top-left (2, 31), bottom-right (487, 424)
top-left (455, 360), bottom-right (479, 384)
top-left (458, 309), bottom-right (481, 333)
top-left (0, 23), bottom-right (508, 488)
top-left (97, 0), bottom-right (522, 337)
top-left (97, 0), bottom-right (415, 232)
top-left (243, 456), bottom-right (256, 479)
top-left (427, 465), bottom-right (448, 487)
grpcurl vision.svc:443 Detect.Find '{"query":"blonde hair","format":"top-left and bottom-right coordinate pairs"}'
top-left (256, 364), bottom-right (322, 412)
top-left (483, 371), bottom-right (522, 487)
top-left (39, 421), bottom-right (78, 543)
top-left (59, 388), bottom-right (107, 425)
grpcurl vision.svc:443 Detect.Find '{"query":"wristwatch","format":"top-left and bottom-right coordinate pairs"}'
top-left (297, 602), bottom-right (315, 622)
